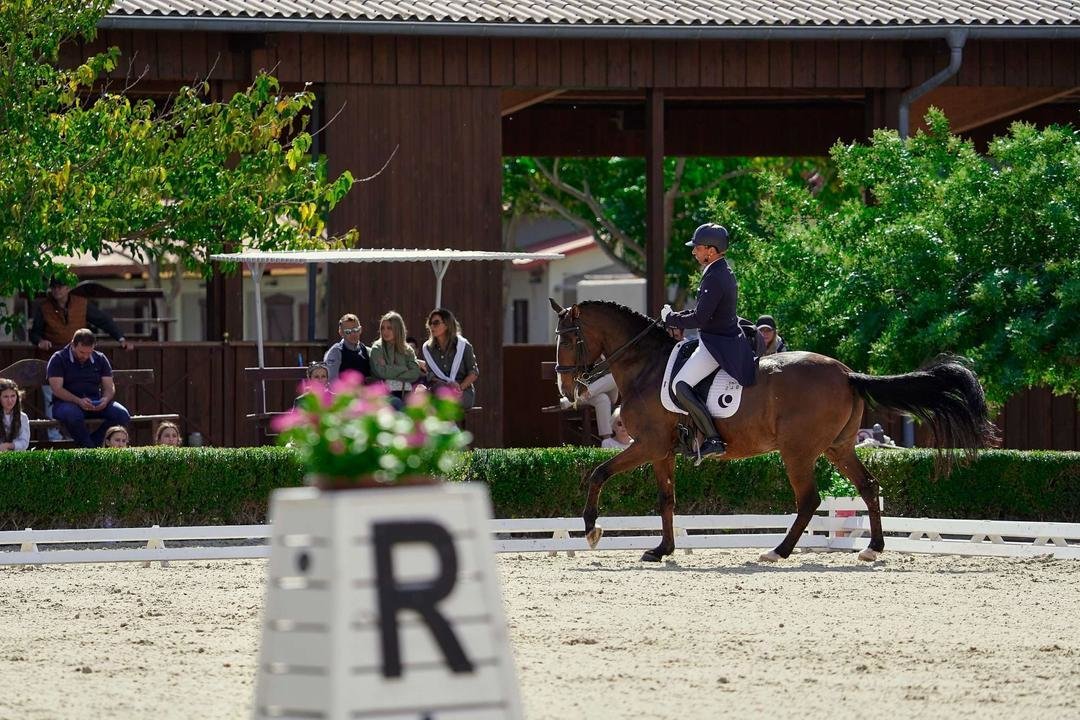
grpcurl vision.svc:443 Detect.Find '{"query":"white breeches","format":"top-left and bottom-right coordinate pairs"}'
top-left (672, 343), bottom-right (720, 388)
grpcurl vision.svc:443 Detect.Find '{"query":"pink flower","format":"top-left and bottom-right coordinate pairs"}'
top-left (328, 439), bottom-right (346, 455)
top-left (405, 429), bottom-right (428, 448)
top-left (406, 387), bottom-right (430, 408)
top-left (364, 381), bottom-right (390, 398)
top-left (271, 409), bottom-right (316, 433)
top-left (344, 398), bottom-right (372, 418)
top-left (299, 380), bottom-right (332, 406)
top-left (332, 370), bottom-right (365, 395)
top-left (435, 386), bottom-right (460, 401)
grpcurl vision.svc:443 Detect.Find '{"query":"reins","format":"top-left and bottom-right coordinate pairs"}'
top-left (555, 311), bottom-right (663, 389)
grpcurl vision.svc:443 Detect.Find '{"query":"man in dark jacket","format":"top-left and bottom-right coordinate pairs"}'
top-left (323, 313), bottom-right (372, 382)
top-left (661, 223), bottom-right (757, 460)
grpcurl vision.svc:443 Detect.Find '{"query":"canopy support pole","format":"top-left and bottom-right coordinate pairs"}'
top-left (246, 260), bottom-right (267, 414)
top-left (431, 259), bottom-right (451, 308)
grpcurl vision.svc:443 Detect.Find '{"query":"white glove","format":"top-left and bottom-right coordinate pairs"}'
top-left (660, 304), bottom-right (673, 322)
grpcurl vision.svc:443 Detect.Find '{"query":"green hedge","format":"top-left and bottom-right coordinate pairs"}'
top-left (0, 446), bottom-right (1076, 528)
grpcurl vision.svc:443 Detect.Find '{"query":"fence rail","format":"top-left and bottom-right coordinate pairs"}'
top-left (2, 498), bottom-right (1077, 566)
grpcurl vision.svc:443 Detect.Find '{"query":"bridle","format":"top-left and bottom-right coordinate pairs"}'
top-left (555, 309), bottom-right (663, 390)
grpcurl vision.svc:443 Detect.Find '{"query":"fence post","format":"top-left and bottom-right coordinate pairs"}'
top-left (19, 528), bottom-right (37, 554)
top-left (547, 529), bottom-right (575, 558)
top-left (142, 525), bottom-right (169, 569)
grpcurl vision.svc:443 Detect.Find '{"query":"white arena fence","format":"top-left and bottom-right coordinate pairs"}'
top-left (1, 498), bottom-right (1078, 566)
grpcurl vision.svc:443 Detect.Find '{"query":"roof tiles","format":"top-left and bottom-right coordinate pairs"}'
top-left (107, 0), bottom-right (1080, 26)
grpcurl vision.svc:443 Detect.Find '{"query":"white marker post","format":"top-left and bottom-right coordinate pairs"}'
top-left (253, 483), bottom-right (523, 720)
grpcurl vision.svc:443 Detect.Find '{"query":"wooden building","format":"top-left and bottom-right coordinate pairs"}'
top-left (75, 1), bottom-right (1080, 446)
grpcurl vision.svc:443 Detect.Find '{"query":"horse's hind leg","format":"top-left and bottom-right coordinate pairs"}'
top-left (826, 446), bottom-right (885, 560)
top-left (641, 453), bottom-right (677, 563)
top-left (761, 451), bottom-right (820, 562)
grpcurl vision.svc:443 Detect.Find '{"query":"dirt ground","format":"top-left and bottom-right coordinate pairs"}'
top-left (0, 549), bottom-right (1078, 719)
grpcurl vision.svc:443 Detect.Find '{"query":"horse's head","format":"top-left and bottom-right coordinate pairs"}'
top-left (549, 298), bottom-right (606, 402)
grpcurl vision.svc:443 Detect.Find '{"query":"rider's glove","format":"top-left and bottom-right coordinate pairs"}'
top-left (660, 304), bottom-right (673, 322)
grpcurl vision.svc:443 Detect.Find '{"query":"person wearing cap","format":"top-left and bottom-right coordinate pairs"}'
top-left (660, 223), bottom-right (757, 461)
top-left (29, 276), bottom-right (131, 351)
top-left (754, 314), bottom-right (788, 356)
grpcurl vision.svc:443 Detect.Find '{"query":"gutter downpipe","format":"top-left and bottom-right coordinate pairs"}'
top-left (898, 29), bottom-right (967, 138)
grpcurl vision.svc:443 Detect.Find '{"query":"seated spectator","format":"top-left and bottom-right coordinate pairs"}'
top-left (46, 328), bottom-right (131, 448)
top-left (30, 274), bottom-right (133, 440)
top-left (0, 378), bottom-right (30, 452)
top-left (575, 372), bottom-right (619, 443)
top-left (155, 421), bottom-right (182, 447)
top-left (102, 425), bottom-right (130, 448)
top-left (421, 308), bottom-right (479, 410)
top-left (294, 361), bottom-right (330, 408)
top-left (370, 311), bottom-right (422, 401)
top-left (754, 315), bottom-right (788, 356)
top-left (601, 406), bottom-right (634, 450)
top-left (324, 313), bottom-right (371, 382)
top-left (406, 336), bottom-right (429, 377)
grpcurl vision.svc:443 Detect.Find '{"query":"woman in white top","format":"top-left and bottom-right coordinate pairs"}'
top-left (600, 405), bottom-right (633, 450)
top-left (0, 378), bottom-right (30, 451)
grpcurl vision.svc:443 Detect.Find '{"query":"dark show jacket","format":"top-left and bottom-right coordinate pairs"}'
top-left (665, 258), bottom-right (757, 387)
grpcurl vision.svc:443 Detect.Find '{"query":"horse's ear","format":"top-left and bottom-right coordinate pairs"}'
top-left (548, 297), bottom-right (564, 314)
top-left (571, 304), bottom-right (581, 319)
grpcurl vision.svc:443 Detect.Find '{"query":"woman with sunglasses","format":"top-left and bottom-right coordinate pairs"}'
top-left (422, 308), bottom-right (479, 410)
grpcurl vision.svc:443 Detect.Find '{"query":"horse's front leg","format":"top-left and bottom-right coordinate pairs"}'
top-left (641, 453), bottom-right (677, 562)
top-left (583, 441), bottom-right (656, 549)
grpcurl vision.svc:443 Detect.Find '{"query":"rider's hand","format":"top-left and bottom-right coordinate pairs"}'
top-left (660, 304), bottom-right (673, 322)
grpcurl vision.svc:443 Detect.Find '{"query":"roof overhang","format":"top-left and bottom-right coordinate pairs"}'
top-left (99, 16), bottom-right (1080, 40)
top-left (210, 248), bottom-right (564, 264)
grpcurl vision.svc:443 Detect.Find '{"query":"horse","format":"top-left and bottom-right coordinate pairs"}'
top-left (549, 298), bottom-right (999, 563)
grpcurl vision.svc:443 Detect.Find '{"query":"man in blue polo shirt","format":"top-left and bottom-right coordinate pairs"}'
top-left (46, 328), bottom-right (131, 447)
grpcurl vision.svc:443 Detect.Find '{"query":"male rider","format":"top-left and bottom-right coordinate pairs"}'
top-left (661, 223), bottom-right (757, 460)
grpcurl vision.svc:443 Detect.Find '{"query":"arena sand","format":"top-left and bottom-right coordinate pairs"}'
top-left (0, 549), bottom-right (1078, 719)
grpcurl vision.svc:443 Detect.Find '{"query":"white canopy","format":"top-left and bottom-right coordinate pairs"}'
top-left (210, 248), bottom-right (565, 370)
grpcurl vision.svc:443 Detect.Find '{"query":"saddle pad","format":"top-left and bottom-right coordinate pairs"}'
top-left (660, 339), bottom-right (745, 418)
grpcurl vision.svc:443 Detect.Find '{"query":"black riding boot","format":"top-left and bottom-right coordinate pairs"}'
top-left (674, 381), bottom-right (727, 463)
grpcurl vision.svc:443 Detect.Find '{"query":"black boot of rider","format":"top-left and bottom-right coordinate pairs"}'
top-left (674, 381), bottom-right (727, 461)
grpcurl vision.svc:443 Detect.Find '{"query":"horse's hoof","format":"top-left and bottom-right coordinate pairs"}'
top-left (585, 526), bottom-right (603, 549)
top-left (759, 550), bottom-right (781, 563)
top-left (640, 550), bottom-right (662, 563)
top-left (858, 548), bottom-right (881, 562)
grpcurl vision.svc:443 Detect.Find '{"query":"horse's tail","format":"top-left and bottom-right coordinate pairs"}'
top-left (847, 356), bottom-right (1000, 456)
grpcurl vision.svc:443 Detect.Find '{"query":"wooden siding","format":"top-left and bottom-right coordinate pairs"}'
top-left (321, 84), bottom-right (504, 447)
top-left (84, 33), bottom-right (1080, 90)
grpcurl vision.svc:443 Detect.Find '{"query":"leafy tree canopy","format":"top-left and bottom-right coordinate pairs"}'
top-left (0, 0), bottom-right (356, 327)
top-left (732, 109), bottom-right (1080, 403)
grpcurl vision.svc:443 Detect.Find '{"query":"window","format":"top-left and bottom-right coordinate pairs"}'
top-left (512, 299), bottom-right (529, 343)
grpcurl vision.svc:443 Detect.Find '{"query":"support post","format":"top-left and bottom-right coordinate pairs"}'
top-left (431, 259), bottom-right (451, 308)
top-left (645, 89), bottom-right (666, 315)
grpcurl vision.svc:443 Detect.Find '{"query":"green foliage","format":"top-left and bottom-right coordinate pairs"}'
top-left (732, 109), bottom-right (1080, 402)
top-left (0, 0), bottom-right (357, 327)
top-left (0, 446), bottom-right (1076, 528)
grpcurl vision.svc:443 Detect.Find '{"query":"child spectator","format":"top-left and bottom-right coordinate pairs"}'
top-left (0, 378), bottom-right (30, 451)
top-left (102, 425), bottom-right (130, 448)
top-left (155, 421), bottom-right (182, 447)
top-left (601, 406), bottom-right (633, 450)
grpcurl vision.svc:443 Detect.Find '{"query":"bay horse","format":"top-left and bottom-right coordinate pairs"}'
top-left (550, 298), bottom-right (998, 563)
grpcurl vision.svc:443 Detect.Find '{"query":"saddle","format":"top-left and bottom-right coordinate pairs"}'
top-left (660, 337), bottom-right (748, 420)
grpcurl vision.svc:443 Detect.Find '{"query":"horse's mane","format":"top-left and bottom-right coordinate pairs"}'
top-left (578, 300), bottom-right (675, 356)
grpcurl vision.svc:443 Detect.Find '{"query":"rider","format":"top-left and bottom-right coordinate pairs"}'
top-left (661, 223), bottom-right (757, 459)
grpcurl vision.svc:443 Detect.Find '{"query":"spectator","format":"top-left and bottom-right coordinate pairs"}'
top-left (46, 328), bottom-right (131, 448)
top-left (406, 336), bottom-right (429, 377)
top-left (421, 308), bottom-right (479, 410)
top-left (30, 276), bottom-right (133, 440)
top-left (754, 315), bottom-right (788, 356)
top-left (370, 311), bottom-right (422, 401)
top-left (294, 361), bottom-right (330, 408)
top-left (155, 421), bottom-right (182, 447)
top-left (102, 425), bottom-right (130, 448)
top-left (324, 313), bottom-right (371, 382)
top-left (576, 372), bottom-right (619, 443)
top-left (0, 378), bottom-right (30, 452)
top-left (601, 406), bottom-right (634, 450)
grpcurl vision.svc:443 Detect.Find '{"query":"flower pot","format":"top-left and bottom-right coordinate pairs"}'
top-left (306, 473), bottom-right (440, 491)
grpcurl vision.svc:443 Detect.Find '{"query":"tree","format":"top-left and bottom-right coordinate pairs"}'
top-left (732, 110), bottom-right (1080, 403)
top-left (0, 0), bottom-right (356, 328)
top-left (502, 155), bottom-right (841, 306)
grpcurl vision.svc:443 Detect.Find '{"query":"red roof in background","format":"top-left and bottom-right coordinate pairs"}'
top-left (513, 230), bottom-right (595, 271)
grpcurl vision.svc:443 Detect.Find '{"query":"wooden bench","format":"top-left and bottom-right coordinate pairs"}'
top-left (540, 361), bottom-right (599, 446)
top-left (0, 358), bottom-right (180, 447)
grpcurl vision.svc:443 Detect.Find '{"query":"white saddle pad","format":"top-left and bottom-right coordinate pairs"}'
top-left (660, 339), bottom-right (745, 418)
